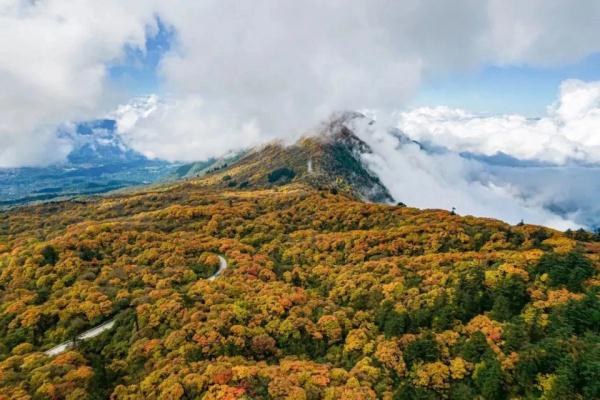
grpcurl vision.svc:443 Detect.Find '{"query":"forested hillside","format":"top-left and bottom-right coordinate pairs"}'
top-left (0, 119), bottom-right (598, 400)
top-left (0, 175), bottom-right (599, 399)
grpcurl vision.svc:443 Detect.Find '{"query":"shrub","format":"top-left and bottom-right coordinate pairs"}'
top-left (267, 167), bottom-right (296, 183)
top-left (533, 251), bottom-right (595, 292)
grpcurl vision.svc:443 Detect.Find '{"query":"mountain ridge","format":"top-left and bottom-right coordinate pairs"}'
top-left (185, 112), bottom-right (394, 204)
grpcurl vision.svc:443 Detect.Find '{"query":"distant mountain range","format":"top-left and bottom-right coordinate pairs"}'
top-left (62, 119), bottom-right (147, 166)
top-left (0, 119), bottom-right (185, 206)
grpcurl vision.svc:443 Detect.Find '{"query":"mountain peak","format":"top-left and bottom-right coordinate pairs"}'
top-left (314, 111), bottom-right (371, 146)
top-left (60, 119), bottom-right (146, 166)
top-left (190, 113), bottom-right (393, 203)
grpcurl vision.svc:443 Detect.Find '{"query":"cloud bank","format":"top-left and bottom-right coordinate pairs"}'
top-left (0, 0), bottom-right (157, 167)
top-left (396, 79), bottom-right (600, 165)
top-left (4, 0), bottom-right (600, 165)
top-left (348, 116), bottom-right (582, 230)
top-left (132, 0), bottom-right (600, 161)
top-left (110, 95), bottom-right (264, 162)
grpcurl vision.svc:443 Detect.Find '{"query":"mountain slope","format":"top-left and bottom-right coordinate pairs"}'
top-left (193, 113), bottom-right (393, 203)
top-left (0, 136), bottom-right (599, 398)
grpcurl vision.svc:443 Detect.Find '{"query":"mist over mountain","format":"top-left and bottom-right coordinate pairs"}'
top-left (134, 109), bottom-right (599, 231)
top-left (0, 119), bottom-right (180, 206)
top-left (342, 113), bottom-right (600, 230)
top-left (2, 108), bottom-right (599, 232)
top-left (61, 119), bottom-right (146, 166)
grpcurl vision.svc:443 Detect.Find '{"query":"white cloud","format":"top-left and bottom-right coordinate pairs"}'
top-left (2, 1), bottom-right (600, 167)
top-left (110, 95), bottom-right (161, 134)
top-left (111, 95), bottom-right (264, 162)
top-left (487, 0), bottom-right (600, 65)
top-left (121, 0), bottom-right (600, 161)
top-left (396, 79), bottom-right (600, 165)
top-left (348, 116), bottom-right (580, 230)
top-left (0, 0), bottom-right (157, 167)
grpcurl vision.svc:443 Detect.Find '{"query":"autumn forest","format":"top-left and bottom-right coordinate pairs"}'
top-left (0, 169), bottom-right (598, 400)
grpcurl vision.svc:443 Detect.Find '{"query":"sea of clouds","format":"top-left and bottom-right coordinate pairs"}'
top-left (368, 79), bottom-right (600, 230)
top-left (397, 80), bottom-right (600, 165)
top-left (349, 103), bottom-right (600, 230)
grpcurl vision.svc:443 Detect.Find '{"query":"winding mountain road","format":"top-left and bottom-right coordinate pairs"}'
top-left (207, 255), bottom-right (228, 281)
top-left (44, 320), bottom-right (117, 357)
top-left (44, 255), bottom-right (228, 357)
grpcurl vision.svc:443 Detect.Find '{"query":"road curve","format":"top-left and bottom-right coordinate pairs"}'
top-left (44, 255), bottom-right (228, 357)
top-left (44, 320), bottom-right (116, 357)
top-left (207, 255), bottom-right (227, 281)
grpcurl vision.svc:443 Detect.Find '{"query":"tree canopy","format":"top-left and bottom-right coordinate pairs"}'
top-left (0, 182), bottom-right (598, 399)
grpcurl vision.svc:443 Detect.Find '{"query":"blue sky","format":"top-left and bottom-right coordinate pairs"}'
top-left (108, 19), bottom-right (173, 96)
top-left (109, 23), bottom-right (600, 117)
top-left (411, 53), bottom-right (600, 116)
